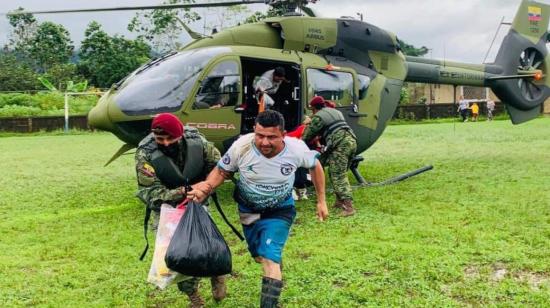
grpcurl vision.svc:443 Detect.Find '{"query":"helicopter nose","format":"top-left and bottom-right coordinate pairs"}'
top-left (88, 92), bottom-right (115, 132)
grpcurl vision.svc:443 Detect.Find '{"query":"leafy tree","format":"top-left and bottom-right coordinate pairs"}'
top-left (79, 22), bottom-right (151, 88)
top-left (5, 7), bottom-right (38, 56)
top-left (0, 53), bottom-right (41, 91)
top-left (201, 5), bottom-right (251, 34)
top-left (42, 63), bottom-right (86, 91)
top-left (127, 0), bottom-right (200, 53)
top-left (27, 22), bottom-right (74, 71)
top-left (244, 7), bottom-right (287, 24)
top-left (398, 40), bottom-right (429, 57)
top-left (399, 86), bottom-right (410, 105)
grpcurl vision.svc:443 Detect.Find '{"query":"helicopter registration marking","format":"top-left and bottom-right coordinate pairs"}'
top-left (306, 28), bottom-right (325, 40)
top-left (187, 122), bottom-right (237, 130)
top-left (439, 71), bottom-right (484, 81)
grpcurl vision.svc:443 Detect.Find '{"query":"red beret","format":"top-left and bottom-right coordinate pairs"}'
top-left (151, 113), bottom-right (184, 138)
top-left (325, 101), bottom-right (336, 108)
top-left (309, 96), bottom-right (325, 108)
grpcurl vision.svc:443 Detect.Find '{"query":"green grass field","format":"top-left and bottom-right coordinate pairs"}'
top-left (1, 118), bottom-right (549, 307)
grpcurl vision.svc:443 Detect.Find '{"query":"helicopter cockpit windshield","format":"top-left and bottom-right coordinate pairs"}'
top-left (114, 47), bottom-right (231, 116)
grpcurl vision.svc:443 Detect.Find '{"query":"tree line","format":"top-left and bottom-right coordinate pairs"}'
top-left (1, 1), bottom-right (428, 93)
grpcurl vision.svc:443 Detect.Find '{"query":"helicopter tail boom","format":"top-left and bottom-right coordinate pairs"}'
top-left (405, 0), bottom-right (550, 124)
top-left (488, 0), bottom-right (550, 124)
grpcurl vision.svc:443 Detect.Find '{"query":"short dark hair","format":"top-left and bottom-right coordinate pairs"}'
top-left (312, 103), bottom-right (325, 111)
top-left (255, 110), bottom-right (285, 131)
top-left (273, 67), bottom-right (286, 78)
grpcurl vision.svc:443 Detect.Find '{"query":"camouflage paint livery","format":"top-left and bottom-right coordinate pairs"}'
top-left (135, 135), bottom-right (220, 210)
top-left (88, 0), bottom-right (550, 157)
top-left (303, 114), bottom-right (357, 201)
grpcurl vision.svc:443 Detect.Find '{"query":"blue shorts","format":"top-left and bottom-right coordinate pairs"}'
top-left (242, 217), bottom-right (294, 264)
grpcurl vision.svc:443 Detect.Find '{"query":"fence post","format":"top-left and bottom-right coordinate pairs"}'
top-left (64, 92), bottom-right (69, 133)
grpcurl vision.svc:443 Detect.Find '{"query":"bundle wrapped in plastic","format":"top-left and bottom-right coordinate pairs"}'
top-left (147, 204), bottom-right (192, 289)
top-left (165, 201), bottom-right (232, 277)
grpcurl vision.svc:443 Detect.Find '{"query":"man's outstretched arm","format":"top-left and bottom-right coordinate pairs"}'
top-left (188, 166), bottom-right (233, 203)
top-left (309, 160), bottom-right (328, 221)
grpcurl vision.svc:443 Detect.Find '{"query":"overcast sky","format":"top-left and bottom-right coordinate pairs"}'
top-left (1, 0), bottom-right (548, 63)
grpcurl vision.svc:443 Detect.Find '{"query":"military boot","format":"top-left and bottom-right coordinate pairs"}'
top-left (260, 277), bottom-right (283, 308)
top-left (333, 199), bottom-right (345, 210)
top-left (340, 199), bottom-right (356, 217)
top-left (178, 278), bottom-right (204, 308)
top-left (211, 276), bottom-right (227, 301)
top-left (187, 290), bottom-right (205, 308)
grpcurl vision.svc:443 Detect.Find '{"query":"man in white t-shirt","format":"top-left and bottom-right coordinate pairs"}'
top-left (254, 67), bottom-right (286, 95)
top-left (458, 95), bottom-right (471, 122)
top-left (188, 110), bottom-right (328, 308)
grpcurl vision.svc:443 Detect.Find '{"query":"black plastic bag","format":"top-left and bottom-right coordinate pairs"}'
top-left (165, 201), bottom-right (232, 277)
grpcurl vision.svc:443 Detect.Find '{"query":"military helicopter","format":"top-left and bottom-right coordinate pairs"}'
top-left (9, 0), bottom-right (550, 183)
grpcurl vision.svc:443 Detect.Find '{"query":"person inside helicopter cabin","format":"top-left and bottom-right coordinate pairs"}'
top-left (254, 66), bottom-right (288, 112)
top-left (302, 96), bottom-right (357, 217)
top-left (134, 113), bottom-right (225, 307)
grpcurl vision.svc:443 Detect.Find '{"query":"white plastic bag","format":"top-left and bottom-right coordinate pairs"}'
top-left (147, 204), bottom-right (191, 289)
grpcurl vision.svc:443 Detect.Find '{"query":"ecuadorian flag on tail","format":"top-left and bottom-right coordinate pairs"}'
top-left (528, 6), bottom-right (542, 21)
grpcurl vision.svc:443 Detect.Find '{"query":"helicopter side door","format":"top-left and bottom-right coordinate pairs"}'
top-left (183, 56), bottom-right (242, 152)
top-left (240, 58), bottom-right (302, 134)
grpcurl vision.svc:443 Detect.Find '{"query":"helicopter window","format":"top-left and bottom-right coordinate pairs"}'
top-left (193, 60), bottom-right (240, 109)
top-left (306, 69), bottom-right (354, 106)
top-left (358, 74), bottom-right (371, 100)
top-left (115, 47), bottom-right (230, 116)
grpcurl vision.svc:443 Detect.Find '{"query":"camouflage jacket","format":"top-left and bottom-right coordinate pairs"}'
top-left (135, 134), bottom-right (220, 210)
top-left (302, 114), bottom-right (355, 150)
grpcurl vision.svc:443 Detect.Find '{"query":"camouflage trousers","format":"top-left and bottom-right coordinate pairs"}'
top-left (150, 209), bottom-right (201, 294)
top-left (320, 133), bottom-right (357, 201)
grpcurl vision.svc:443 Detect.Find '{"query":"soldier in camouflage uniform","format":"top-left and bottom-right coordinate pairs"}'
top-left (302, 96), bottom-right (357, 216)
top-left (135, 113), bottom-right (224, 308)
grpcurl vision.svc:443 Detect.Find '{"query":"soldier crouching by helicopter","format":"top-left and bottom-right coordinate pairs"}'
top-left (135, 113), bottom-right (225, 307)
top-left (302, 96), bottom-right (357, 217)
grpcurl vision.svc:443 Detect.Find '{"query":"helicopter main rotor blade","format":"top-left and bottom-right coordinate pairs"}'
top-left (299, 5), bottom-right (316, 17)
top-left (5, 0), bottom-right (265, 15)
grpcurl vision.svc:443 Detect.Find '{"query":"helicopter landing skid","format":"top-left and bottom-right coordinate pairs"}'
top-left (349, 156), bottom-right (433, 188)
top-left (299, 157), bottom-right (433, 198)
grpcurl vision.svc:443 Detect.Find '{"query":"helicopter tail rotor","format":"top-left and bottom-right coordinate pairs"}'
top-left (488, 0), bottom-right (550, 124)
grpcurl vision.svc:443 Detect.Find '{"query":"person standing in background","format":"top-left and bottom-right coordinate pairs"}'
top-left (486, 100), bottom-right (495, 121)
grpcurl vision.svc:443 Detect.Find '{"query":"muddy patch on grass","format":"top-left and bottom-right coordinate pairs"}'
top-left (464, 265), bottom-right (480, 280)
top-left (514, 271), bottom-right (550, 290)
top-left (463, 263), bottom-right (550, 290)
top-left (491, 263), bottom-right (507, 282)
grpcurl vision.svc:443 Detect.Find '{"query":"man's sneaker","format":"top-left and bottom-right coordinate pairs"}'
top-left (297, 188), bottom-right (308, 200)
top-left (292, 189), bottom-right (299, 201)
top-left (211, 276), bottom-right (227, 301)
